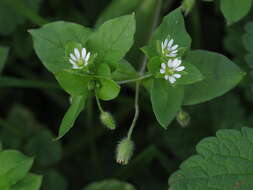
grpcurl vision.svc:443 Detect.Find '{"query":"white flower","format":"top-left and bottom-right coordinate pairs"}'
top-left (161, 38), bottom-right (179, 57)
top-left (69, 47), bottom-right (91, 69)
top-left (159, 58), bottom-right (185, 84)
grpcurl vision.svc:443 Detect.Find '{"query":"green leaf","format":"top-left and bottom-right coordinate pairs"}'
top-left (0, 46), bottom-right (9, 74)
top-left (87, 15), bottom-right (136, 68)
top-left (83, 179), bottom-right (136, 190)
top-left (56, 95), bottom-right (87, 139)
top-left (25, 129), bottom-right (62, 166)
top-left (11, 174), bottom-right (42, 190)
top-left (96, 63), bottom-right (111, 77)
top-left (96, 0), bottom-right (141, 26)
top-left (97, 79), bottom-right (120, 101)
top-left (0, 150), bottom-right (34, 188)
top-left (183, 50), bottom-right (244, 105)
top-left (112, 59), bottom-right (138, 81)
top-left (151, 79), bottom-right (184, 128)
top-left (55, 70), bottom-right (91, 96)
top-left (41, 170), bottom-right (68, 190)
top-left (143, 8), bottom-right (191, 58)
top-left (169, 127), bottom-right (253, 190)
top-left (0, 0), bottom-right (43, 35)
top-left (220, 0), bottom-right (252, 25)
top-left (29, 21), bottom-right (92, 73)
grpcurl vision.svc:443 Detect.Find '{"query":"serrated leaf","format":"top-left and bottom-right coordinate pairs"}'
top-left (87, 15), bottom-right (136, 68)
top-left (169, 127), bottom-right (253, 190)
top-left (30, 21), bottom-right (92, 73)
top-left (0, 46), bottom-right (9, 74)
top-left (220, 0), bottom-right (252, 25)
top-left (83, 179), bottom-right (136, 190)
top-left (183, 50), bottom-right (244, 105)
top-left (11, 174), bottom-right (42, 190)
top-left (143, 8), bottom-right (191, 58)
top-left (56, 95), bottom-right (87, 139)
top-left (0, 150), bottom-right (34, 188)
top-left (151, 79), bottom-right (184, 128)
top-left (97, 79), bottom-right (120, 101)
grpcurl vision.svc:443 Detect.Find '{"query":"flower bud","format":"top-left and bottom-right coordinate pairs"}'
top-left (181, 0), bottom-right (195, 15)
top-left (116, 138), bottom-right (134, 165)
top-left (100, 112), bottom-right (116, 130)
top-left (176, 110), bottom-right (190, 128)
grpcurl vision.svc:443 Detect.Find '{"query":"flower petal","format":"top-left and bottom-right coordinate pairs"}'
top-left (165, 75), bottom-right (169, 80)
top-left (69, 59), bottom-right (76, 65)
top-left (168, 39), bottom-right (174, 48)
top-left (173, 59), bottom-right (181, 68)
top-left (167, 60), bottom-right (174, 68)
top-left (175, 66), bottom-right (185, 71)
top-left (173, 74), bottom-right (181, 78)
top-left (160, 69), bottom-right (165, 74)
top-left (169, 76), bottom-right (176, 84)
top-left (72, 64), bottom-right (80, 69)
top-left (70, 53), bottom-right (77, 61)
top-left (81, 48), bottom-right (86, 59)
top-left (85, 52), bottom-right (91, 62)
top-left (171, 45), bottom-right (178, 50)
top-left (74, 48), bottom-right (80, 59)
top-left (171, 50), bottom-right (178, 54)
top-left (161, 63), bottom-right (166, 69)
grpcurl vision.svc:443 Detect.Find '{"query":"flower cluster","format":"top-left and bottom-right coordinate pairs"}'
top-left (160, 38), bottom-right (185, 84)
top-left (69, 47), bottom-right (91, 69)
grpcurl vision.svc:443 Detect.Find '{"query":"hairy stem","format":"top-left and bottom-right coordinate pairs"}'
top-left (117, 74), bottom-right (152, 85)
top-left (127, 0), bottom-right (163, 139)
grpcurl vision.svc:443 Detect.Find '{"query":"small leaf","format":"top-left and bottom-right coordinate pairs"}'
top-left (11, 173), bottom-right (42, 190)
top-left (151, 79), bottom-right (184, 128)
top-left (183, 50), bottom-right (244, 105)
top-left (0, 46), bottom-right (9, 74)
top-left (143, 8), bottom-right (191, 58)
top-left (96, 63), bottom-right (111, 77)
top-left (83, 179), bottom-right (136, 190)
top-left (220, 0), bottom-right (252, 25)
top-left (56, 95), bottom-right (87, 139)
top-left (29, 21), bottom-right (92, 73)
top-left (0, 150), bottom-right (34, 188)
top-left (55, 70), bottom-right (91, 96)
top-left (87, 14), bottom-right (136, 68)
top-left (169, 127), bottom-right (253, 190)
top-left (97, 79), bottom-right (120, 101)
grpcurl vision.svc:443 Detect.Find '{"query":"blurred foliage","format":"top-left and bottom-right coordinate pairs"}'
top-left (1, 0), bottom-right (253, 190)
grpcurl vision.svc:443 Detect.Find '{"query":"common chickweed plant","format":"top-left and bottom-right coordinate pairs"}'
top-left (2, 0), bottom-right (253, 189)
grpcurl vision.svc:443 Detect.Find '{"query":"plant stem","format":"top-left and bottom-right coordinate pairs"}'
top-left (95, 90), bottom-right (104, 113)
top-left (127, 0), bottom-right (163, 140)
top-left (117, 74), bottom-right (152, 85)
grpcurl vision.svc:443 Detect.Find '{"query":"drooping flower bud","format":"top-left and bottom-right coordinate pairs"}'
top-left (116, 138), bottom-right (134, 165)
top-left (100, 112), bottom-right (116, 130)
top-left (176, 110), bottom-right (190, 128)
top-left (181, 0), bottom-right (196, 15)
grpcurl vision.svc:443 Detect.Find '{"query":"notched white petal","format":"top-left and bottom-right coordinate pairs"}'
top-left (173, 74), bottom-right (181, 78)
top-left (85, 52), bottom-right (91, 62)
top-left (169, 76), bottom-right (176, 84)
top-left (81, 48), bottom-right (86, 59)
top-left (74, 48), bottom-right (80, 59)
top-left (69, 59), bottom-right (76, 65)
top-left (168, 39), bottom-right (174, 48)
top-left (165, 75), bottom-right (169, 80)
top-left (161, 63), bottom-right (166, 69)
top-left (70, 53), bottom-right (77, 61)
top-left (160, 69), bottom-right (165, 74)
top-left (175, 66), bottom-right (185, 71)
top-left (171, 45), bottom-right (178, 50)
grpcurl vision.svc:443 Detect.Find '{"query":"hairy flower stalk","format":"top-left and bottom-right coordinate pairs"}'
top-left (69, 47), bottom-right (91, 69)
top-left (160, 58), bottom-right (185, 84)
